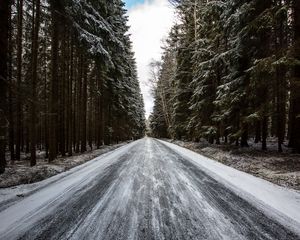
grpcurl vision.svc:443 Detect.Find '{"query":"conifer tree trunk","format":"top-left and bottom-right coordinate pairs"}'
top-left (88, 68), bottom-right (94, 150)
top-left (49, 0), bottom-right (60, 161)
top-left (81, 60), bottom-right (87, 153)
top-left (262, 117), bottom-right (268, 150)
top-left (240, 124), bottom-right (249, 147)
top-left (72, 51), bottom-right (77, 151)
top-left (68, 39), bottom-right (73, 156)
top-left (254, 121), bottom-right (261, 143)
top-left (275, 0), bottom-right (287, 152)
top-left (96, 93), bottom-right (100, 148)
top-left (0, 0), bottom-right (10, 174)
top-left (30, 0), bottom-right (41, 166)
top-left (65, 33), bottom-right (70, 156)
top-left (16, 0), bottom-right (23, 161)
top-left (8, 3), bottom-right (14, 162)
top-left (59, 30), bottom-right (66, 157)
top-left (96, 67), bottom-right (104, 148)
top-left (43, 51), bottom-right (49, 158)
top-left (276, 65), bottom-right (286, 153)
top-left (75, 51), bottom-right (82, 153)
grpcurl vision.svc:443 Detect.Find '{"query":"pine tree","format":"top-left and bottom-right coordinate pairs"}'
top-left (171, 4), bottom-right (194, 140)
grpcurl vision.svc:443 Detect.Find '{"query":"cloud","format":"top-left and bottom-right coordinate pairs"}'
top-left (127, 0), bottom-right (175, 118)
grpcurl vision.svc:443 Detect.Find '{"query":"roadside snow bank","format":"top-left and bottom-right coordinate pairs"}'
top-left (0, 140), bottom-right (140, 237)
top-left (0, 141), bottom-right (136, 211)
top-left (159, 139), bottom-right (300, 235)
top-left (0, 142), bottom-right (131, 189)
top-left (167, 139), bottom-right (300, 190)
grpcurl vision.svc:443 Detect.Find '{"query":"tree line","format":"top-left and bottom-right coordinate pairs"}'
top-left (0, 0), bottom-right (146, 174)
top-left (150, 0), bottom-right (300, 153)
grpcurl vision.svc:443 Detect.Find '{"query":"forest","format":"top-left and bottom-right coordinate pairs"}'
top-left (150, 0), bottom-right (300, 153)
top-left (1, 1), bottom-right (300, 238)
top-left (0, 0), bottom-right (146, 174)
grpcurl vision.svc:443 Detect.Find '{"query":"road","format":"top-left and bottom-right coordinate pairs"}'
top-left (0, 138), bottom-right (299, 240)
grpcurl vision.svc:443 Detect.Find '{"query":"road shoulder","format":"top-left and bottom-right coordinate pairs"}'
top-left (158, 139), bottom-right (300, 237)
top-left (0, 141), bottom-right (137, 211)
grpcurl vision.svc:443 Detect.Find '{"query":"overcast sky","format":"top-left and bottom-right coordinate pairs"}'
top-left (125, 0), bottom-right (175, 118)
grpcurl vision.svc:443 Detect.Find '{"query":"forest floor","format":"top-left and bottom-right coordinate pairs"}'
top-left (166, 139), bottom-right (300, 191)
top-left (0, 142), bottom-right (131, 188)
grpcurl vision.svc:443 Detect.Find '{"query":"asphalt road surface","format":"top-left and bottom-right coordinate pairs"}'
top-left (0, 138), bottom-right (299, 240)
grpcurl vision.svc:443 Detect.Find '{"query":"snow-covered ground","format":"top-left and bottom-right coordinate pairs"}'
top-left (168, 139), bottom-right (300, 190)
top-left (0, 142), bottom-right (130, 188)
top-left (159, 139), bottom-right (300, 236)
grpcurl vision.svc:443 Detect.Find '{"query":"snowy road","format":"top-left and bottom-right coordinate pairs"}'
top-left (0, 138), bottom-right (299, 240)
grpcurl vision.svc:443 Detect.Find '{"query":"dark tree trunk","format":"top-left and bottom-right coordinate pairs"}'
top-left (81, 60), bottom-right (87, 153)
top-left (0, 0), bottom-right (10, 174)
top-left (30, 0), bottom-right (40, 166)
top-left (96, 66), bottom-right (104, 148)
top-left (16, 0), bottom-right (23, 161)
top-left (43, 51), bottom-right (49, 159)
top-left (224, 133), bottom-right (228, 144)
top-left (274, 0), bottom-right (287, 153)
top-left (75, 51), bottom-right (82, 153)
top-left (59, 30), bottom-right (66, 157)
top-left (68, 39), bottom-right (73, 156)
top-left (240, 124), bottom-right (249, 147)
top-left (49, 0), bottom-right (60, 161)
top-left (88, 84), bottom-right (93, 151)
top-left (72, 50), bottom-right (77, 152)
top-left (8, 3), bottom-right (14, 163)
top-left (262, 117), bottom-right (268, 150)
top-left (276, 65), bottom-right (286, 153)
top-left (254, 121), bottom-right (261, 143)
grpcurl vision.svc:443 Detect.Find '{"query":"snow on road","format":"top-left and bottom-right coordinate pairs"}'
top-left (159, 139), bottom-right (300, 235)
top-left (0, 138), bottom-right (299, 240)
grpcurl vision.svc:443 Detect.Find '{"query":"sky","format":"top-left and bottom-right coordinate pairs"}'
top-left (125, 0), bottom-right (175, 118)
top-left (124, 0), bottom-right (145, 8)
